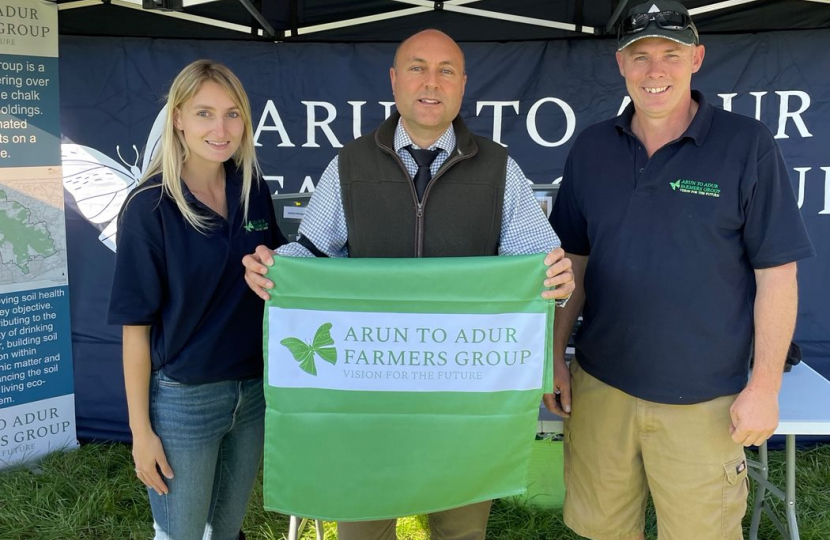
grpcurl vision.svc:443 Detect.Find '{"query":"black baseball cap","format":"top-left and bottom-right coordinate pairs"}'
top-left (617, 0), bottom-right (699, 51)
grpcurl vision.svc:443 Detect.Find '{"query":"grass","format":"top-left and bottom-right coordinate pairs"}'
top-left (0, 442), bottom-right (828, 539)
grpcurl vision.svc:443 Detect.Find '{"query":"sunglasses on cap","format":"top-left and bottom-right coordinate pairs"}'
top-left (618, 10), bottom-right (699, 42)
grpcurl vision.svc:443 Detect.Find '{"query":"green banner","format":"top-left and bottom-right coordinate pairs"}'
top-left (263, 255), bottom-right (554, 521)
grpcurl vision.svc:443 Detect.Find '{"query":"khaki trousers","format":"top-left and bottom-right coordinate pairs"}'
top-left (563, 360), bottom-right (748, 540)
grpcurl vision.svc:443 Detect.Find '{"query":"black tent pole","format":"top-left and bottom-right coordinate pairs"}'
top-left (606, 0), bottom-right (630, 36)
top-left (574, 0), bottom-right (585, 34)
top-left (289, 0), bottom-right (298, 38)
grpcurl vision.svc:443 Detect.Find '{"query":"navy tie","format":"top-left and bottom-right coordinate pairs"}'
top-left (406, 146), bottom-right (441, 201)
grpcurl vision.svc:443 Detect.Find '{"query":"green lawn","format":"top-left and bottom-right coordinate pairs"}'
top-left (1, 442), bottom-right (828, 539)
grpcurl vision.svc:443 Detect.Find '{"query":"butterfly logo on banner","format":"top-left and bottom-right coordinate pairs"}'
top-left (62, 106), bottom-right (167, 252)
top-left (280, 323), bottom-right (338, 376)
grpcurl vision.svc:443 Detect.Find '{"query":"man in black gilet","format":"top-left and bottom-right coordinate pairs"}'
top-left (244, 29), bottom-right (575, 540)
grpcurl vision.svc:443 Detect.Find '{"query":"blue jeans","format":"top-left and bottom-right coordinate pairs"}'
top-left (148, 371), bottom-right (264, 540)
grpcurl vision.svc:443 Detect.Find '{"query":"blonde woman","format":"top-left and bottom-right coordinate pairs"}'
top-left (108, 60), bottom-right (285, 540)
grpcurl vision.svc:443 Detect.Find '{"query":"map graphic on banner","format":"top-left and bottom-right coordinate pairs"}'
top-left (0, 178), bottom-right (66, 287)
top-left (0, 0), bottom-right (78, 468)
top-left (263, 255), bottom-right (554, 521)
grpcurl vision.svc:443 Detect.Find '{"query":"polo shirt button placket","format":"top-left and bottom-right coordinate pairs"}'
top-left (636, 145), bottom-right (646, 176)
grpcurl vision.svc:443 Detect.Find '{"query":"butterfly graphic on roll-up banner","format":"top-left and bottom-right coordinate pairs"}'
top-left (61, 106), bottom-right (167, 252)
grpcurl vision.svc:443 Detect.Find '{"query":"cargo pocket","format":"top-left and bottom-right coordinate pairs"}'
top-left (722, 455), bottom-right (748, 539)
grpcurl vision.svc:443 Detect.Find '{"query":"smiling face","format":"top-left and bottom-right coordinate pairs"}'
top-left (174, 80), bottom-right (244, 172)
top-left (390, 30), bottom-right (467, 147)
top-left (616, 37), bottom-right (705, 124)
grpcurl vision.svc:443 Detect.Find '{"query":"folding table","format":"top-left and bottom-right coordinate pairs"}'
top-left (747, 361), bottom-right (830, 540)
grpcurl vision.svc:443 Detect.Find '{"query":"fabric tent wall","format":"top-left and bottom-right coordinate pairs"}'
top-left (59, 32), bottom-right (830, 441)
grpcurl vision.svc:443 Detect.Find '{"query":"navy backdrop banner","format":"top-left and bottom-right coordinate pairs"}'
top-left (58, 32), bottom-right (830, 441)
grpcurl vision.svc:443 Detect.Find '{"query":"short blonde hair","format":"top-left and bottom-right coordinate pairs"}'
top-left (142, 59), bottom-right (260, 232)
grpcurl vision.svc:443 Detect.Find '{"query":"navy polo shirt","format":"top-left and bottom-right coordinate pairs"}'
top-left (108, 161), bottom-right (286, 384)
top-left (552, 91), bottom-right (814, 404)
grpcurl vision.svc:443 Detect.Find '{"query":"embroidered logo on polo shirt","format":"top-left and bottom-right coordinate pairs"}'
top-left (669, 179), bottom-right (721, 198)
top-left (244, 219), bottom-right (269, 232)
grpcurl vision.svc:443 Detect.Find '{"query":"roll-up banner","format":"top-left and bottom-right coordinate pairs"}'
top-left (0, 0), bottom-right (78, 468)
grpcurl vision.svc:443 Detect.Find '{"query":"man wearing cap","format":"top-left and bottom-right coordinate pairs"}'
top-left (544, 1), bottom-right (814, 538)
top-left (244, 29), bottom-right (574, 540)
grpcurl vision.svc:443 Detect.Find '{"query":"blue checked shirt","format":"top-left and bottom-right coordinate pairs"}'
top-left (277, 118), bottom-right (560, 258)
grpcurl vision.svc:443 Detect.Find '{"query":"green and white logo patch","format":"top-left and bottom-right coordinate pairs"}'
top-left (243, 219), bottom-right (269, 232)
top-left (670, 179), bottom-right (720, 198)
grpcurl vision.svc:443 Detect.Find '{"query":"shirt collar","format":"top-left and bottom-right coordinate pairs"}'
top-left (393, 117), bottom-right (456, 154)
top-left (615, 90), bottom-right (713, 147)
